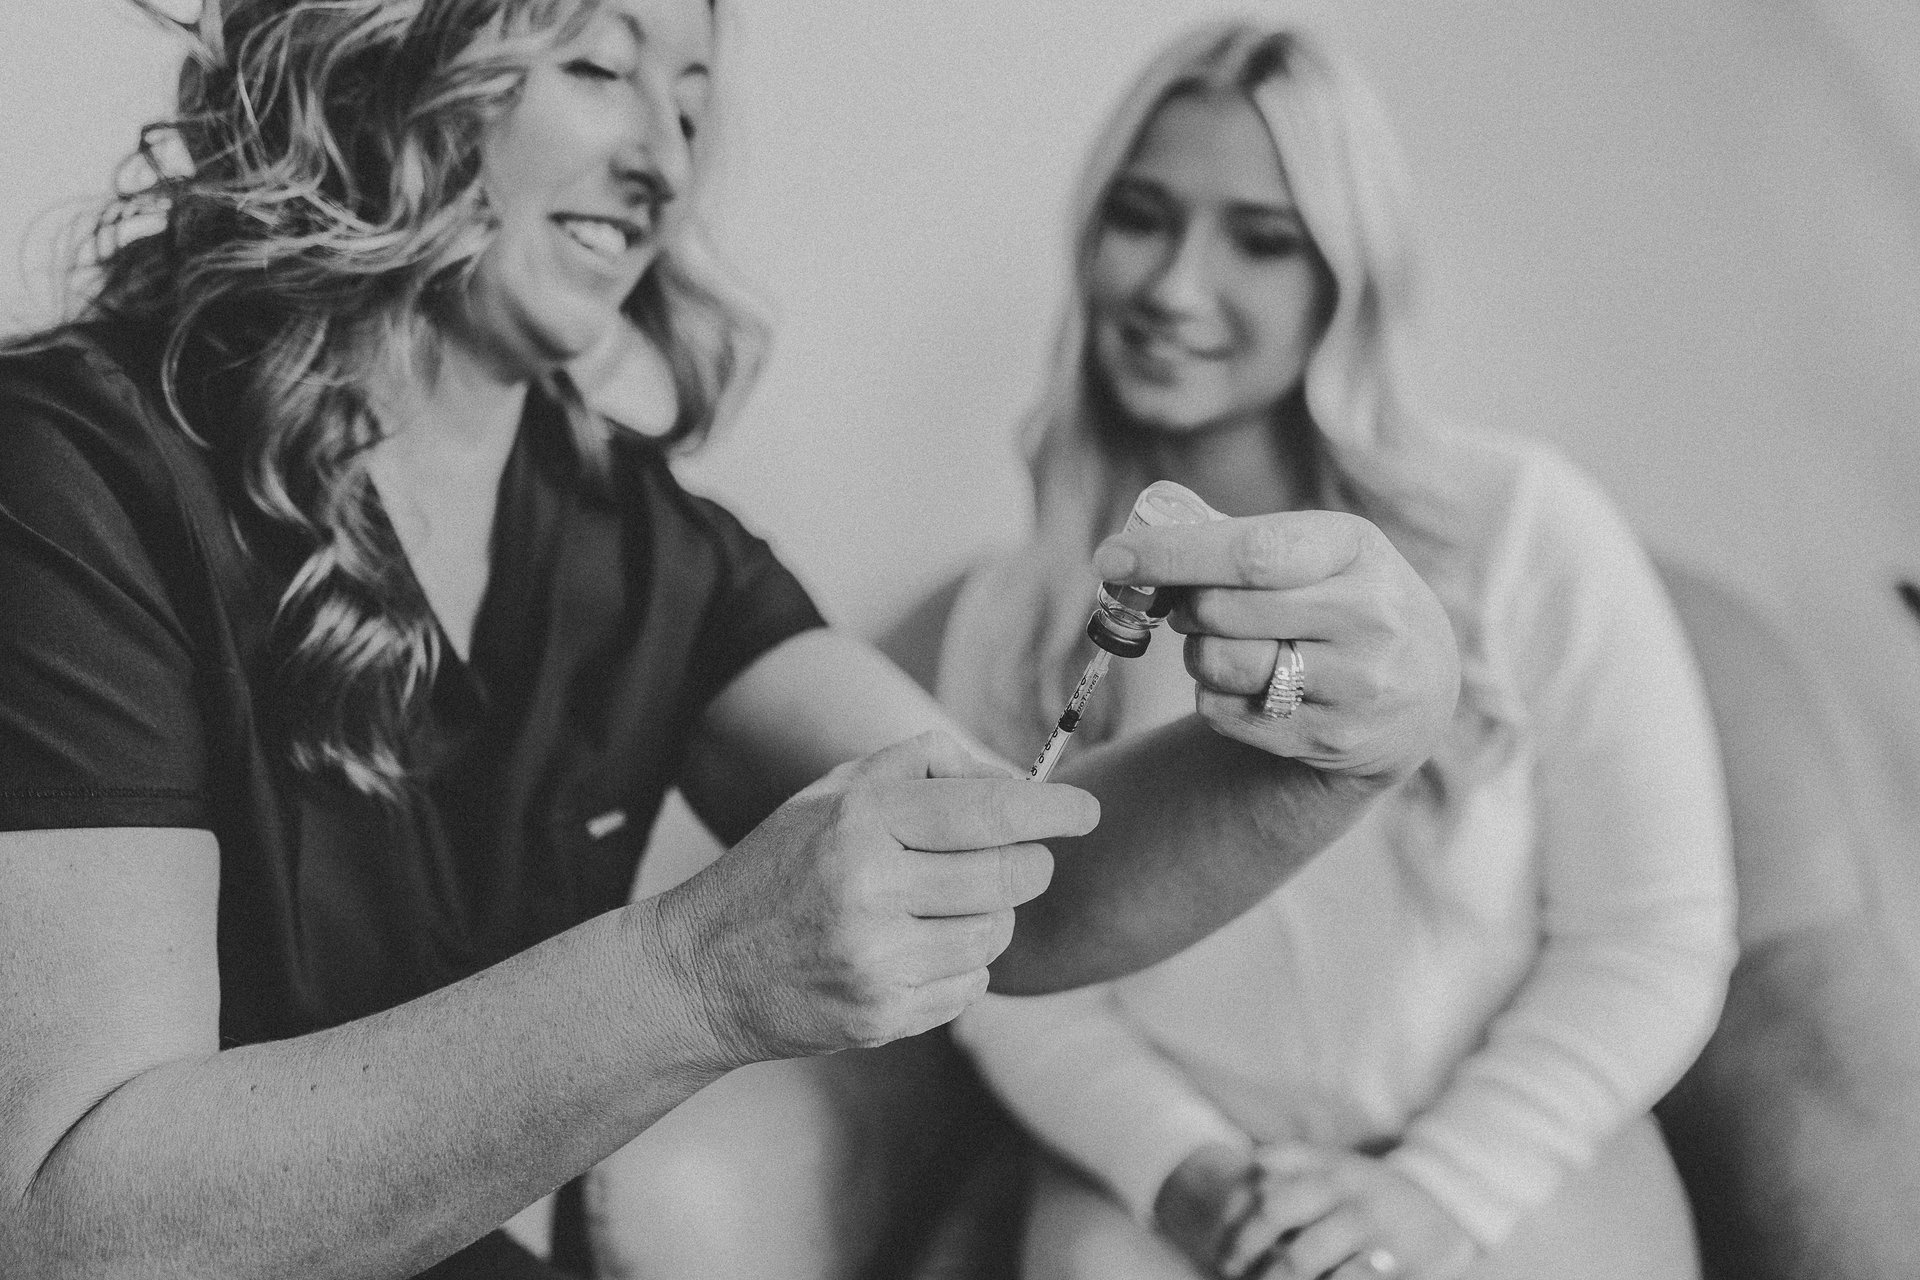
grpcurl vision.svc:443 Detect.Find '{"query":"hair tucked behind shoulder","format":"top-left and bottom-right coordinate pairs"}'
top-left (50, 0), bottom-right (761, 801)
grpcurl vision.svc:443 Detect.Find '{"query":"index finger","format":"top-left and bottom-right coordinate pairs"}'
top-left (844, 730), bottom-right (1016, 783)
top-left (1093, 510), bottom-right (1373, 591)
top-left (874, 778), bottom-right (1099, 852)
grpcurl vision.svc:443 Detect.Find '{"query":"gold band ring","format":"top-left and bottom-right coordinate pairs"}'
top-left (1362, 1247), bottom-right (1400, 1276)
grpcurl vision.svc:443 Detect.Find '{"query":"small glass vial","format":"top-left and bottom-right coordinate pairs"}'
top-left (1086, 480), bottom-right (1224, 658)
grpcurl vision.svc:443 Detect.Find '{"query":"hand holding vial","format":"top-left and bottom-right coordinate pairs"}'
top-left (1092, 507), bottom-right (1459, 785)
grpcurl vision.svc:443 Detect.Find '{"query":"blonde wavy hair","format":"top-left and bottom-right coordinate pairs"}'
top-left (1018, 22), bottom-right (1518, 823)
top-left (69, 0), bottom-right (761, 800)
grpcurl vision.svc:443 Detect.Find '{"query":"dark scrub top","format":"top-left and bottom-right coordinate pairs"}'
top-left (0, 321), bottom-right (825, 1277)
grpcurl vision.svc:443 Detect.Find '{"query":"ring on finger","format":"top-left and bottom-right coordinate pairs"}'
top-left (1260, 639), bottom-right (1305, 719)
top-left (1361, 1246), bottom-right (1400, 1275)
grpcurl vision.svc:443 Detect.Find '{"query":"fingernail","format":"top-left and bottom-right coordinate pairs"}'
top-left (1093, 544), bottom-right (1135, 580)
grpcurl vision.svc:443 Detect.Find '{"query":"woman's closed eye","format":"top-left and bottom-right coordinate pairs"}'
top-left (1102, 187), bottom-right (1177, 238)
top-left (1230, 213), bottom-right (1309, 260)
top-left (564, 58), bottom-right (626, 82)
top-left (1237, 228), bottom-right (1306, 259)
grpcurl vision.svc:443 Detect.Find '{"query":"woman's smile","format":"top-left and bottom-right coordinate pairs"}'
top-left (551, 212), bottom-right (653, 266)
top-left (552, 213), bottom-right (648, 260)
top-left (1113, 316), bottom-right (1236, 383)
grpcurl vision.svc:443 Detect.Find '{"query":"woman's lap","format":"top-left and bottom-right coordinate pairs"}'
top-left (1022, 1114), bottom-right (1700, 1280)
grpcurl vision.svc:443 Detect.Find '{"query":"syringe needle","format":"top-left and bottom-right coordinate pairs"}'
top-left (1026, 649), bottom-right (1112, 782)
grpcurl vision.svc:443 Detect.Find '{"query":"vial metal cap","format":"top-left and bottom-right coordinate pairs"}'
top-left (1087, 480), bottom-right (1225, 658)
top-left (1087, 609), bottom-right (1152, 658)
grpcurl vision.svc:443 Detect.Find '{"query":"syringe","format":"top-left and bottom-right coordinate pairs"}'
top-left (1025, 480), bottom-right (1225, 782)
top-left (1025, 649), bottom-right (1112, 782)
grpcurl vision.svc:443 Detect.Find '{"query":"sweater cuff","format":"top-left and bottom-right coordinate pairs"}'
top-left (1386, 1134), bottom-right (1566, 1250)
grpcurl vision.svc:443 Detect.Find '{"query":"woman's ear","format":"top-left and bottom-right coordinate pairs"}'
top-left (571, 318), bottom-right (679, 437)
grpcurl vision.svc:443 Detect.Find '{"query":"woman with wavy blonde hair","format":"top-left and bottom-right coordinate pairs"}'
top-left (943, 22), bottom-right (1735, 1280)
top-left (85, 0), bottom-right (764, 797)
top-left (0, 3), bottom-right (1466, 1277)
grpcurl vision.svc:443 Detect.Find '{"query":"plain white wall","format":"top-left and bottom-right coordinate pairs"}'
top-left (0, 3), bottom-right (181, 329)
top-left (684, 0), bottom-right (1920, 928)
top-left (4, 1), bottom-right (1917, 932)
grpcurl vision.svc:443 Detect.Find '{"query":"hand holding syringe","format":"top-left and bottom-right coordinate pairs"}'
top-left (1026, 480), bottom-right (1226, 781)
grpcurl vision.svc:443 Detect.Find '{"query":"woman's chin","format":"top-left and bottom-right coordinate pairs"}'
top-left (1108, 376), bottom-right (1278, 440)
top-left (1113, 390), bottom-right (1228, 437)
top-left (443, 294), bottom-right (623, 384)
top-left (511, 292), bottom-right (620, 358)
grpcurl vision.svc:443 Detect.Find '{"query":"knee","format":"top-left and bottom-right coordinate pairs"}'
top-left (585, 1063), bottom-right (846, 1279)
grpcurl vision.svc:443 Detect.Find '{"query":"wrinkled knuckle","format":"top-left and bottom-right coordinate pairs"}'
top-left (1241, 640), bottom-right (1282, 689)
top-left (909, 728), bottom-right (957, 766)
top-left (853, 850), bottom-right (903, 905)
top-left (816, 857), bottom-right (868, 918)
top-left (842, 971), bottom-right (899, 1025)
top-left (1186, 636), bottom-right (1227, 688)
top-left (983, 908), bottom-right (1018, 950)
top-left (842, 1002), bottom-right (898, 1050)
top-left (960, 914), bottom-right (1000, 959)
top-left (1182, 634), bottom-right (1208, 685)
top-left (818, 758), bottom-right (862, 790)
top-left (981, 784), bottom-right (1021, 844)
top-left (1182, 587), bottom-right (1223, 634)
top-left (994, 848), bottom-right (1023, 910)
top-left (1341, 511), bottom-right (1387, 558)
top-left (1343, 662), bottom-right (1389, 708)
top-left (1193, 686), bottom-right (1237, 726)
top-left (856, 931), bottom-right (904, 983)
top-left (818, 935), bottom-right (865, 993)
top-left (822, 789), bottom-right (871, 846)
top-left (1234, 521), bottom-right (1288, 583)
top-left (1350, 578), bottom-right (1404, 643)
top-left (1205, 638), bottom-right (1264, 692)
top-left (937, 971), bottom-right (991, 1025)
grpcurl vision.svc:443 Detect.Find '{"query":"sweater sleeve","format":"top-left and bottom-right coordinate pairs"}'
top-left (1387, 451), bottom-right (1738, 1247)
top-left (953, 989), bottom-right (1249, 1223)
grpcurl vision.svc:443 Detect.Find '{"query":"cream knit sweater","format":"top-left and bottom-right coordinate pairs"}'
top-left (942, 437), bottom-right (1736, 1250)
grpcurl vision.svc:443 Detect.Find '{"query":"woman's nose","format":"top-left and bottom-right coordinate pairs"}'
top-left (1140, 224), bottom-right (1217, 320)
top-left (612, 79), bottom-right (692, 206)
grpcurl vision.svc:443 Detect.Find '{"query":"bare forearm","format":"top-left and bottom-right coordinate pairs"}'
top-left (9, 898), bottom-right (726, 1280)
top-left (991, 714), bottom-right (1387, 994)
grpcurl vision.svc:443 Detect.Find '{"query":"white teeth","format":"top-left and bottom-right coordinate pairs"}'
top-left (559, 218), bottom-right (628, 259)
